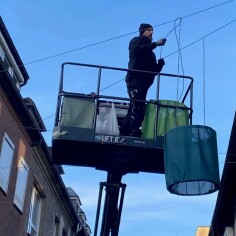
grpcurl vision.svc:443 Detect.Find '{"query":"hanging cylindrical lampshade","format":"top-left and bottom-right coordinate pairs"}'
top-left (164, 125), bottom-right (220, 196)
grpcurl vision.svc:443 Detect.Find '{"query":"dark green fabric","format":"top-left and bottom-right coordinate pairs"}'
top-left (141, 100), bottom-right (189, 139)
top-left (164, 125), bottom-right (220, 195)
top-left (60, 97), bottom-right (95, 128)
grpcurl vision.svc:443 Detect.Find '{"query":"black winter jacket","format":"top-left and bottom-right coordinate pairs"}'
top-left (126, 35), bottom-right (164, 87)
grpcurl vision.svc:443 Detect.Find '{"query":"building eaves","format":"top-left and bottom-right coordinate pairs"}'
top-left (0, 60), bottom-right (42, 145)
top-left (67, 187), bottom-right (79, 198)
top-left (0, 16), bottom-right (79, 232)
top-left (0, 15), bottom-right (79, 234)
top-left (24, 97), bottom-right (47, 132)
top-left (0, 16), bottom-right (29, 85)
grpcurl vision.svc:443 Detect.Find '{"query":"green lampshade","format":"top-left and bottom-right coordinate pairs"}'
top-left (142, 100), bottom-right (189, 139)
top-left (164, 125), bottom-right (220, 196)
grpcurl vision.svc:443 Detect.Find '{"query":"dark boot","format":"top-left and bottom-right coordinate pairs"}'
top-left (130, 129), bottom-right (143, 137)
top-left (119, 126), bottom-right (130, 136)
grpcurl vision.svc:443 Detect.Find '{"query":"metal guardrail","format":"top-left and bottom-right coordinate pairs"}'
top-left (54, 62), bottom-right (194, 138)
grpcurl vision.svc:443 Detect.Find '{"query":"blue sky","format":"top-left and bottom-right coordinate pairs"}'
top-left (1, 0), bottom-right (236, 235)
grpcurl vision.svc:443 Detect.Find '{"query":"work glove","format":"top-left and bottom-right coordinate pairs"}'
top-left (158, 58), bottom-right (165, 66)
top-left (156, 58), bottom-right (165, 73)
top-left (156, 38), bottom-right (167, 46)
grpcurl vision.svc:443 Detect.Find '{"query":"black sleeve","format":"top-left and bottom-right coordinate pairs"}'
top-left (129, 37), bottom-right (157, 55)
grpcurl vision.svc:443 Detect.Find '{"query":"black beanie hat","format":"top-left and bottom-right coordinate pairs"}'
top-left (139, 23), bottom-right (153, 35)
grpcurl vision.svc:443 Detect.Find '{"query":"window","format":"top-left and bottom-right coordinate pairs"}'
top-left (0, 45), bottom-right (20, 88)
top-left (13, 73), bottom-right (20, 90)
top-left (3, 55), bottom-right (10, 70)
top-left (67, 228), bottom-right (72, 236)
top-left (27, 187), bottom-right (42, 236)
top-left (53, 216), bottom-right (68, 236)
top-left (8, 65), bottom-right (13, 77)
top-left (53, 216), bottom-right (60, 236)
top-left (13, 157), bottom-right (29, 211)
top-left (0, 133), bottom-right (14, 193)
top-left (3, 56), bottom-right (14, 78)
top-left (0, 44), bottom-right (4, 60)
top-left (62, 228), bottom-right (67, 236)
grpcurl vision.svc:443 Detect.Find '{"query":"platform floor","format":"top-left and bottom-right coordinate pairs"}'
top-left (52, 126), bottom-right (165, 174)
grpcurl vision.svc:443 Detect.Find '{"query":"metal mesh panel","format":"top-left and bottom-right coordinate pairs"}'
top-left (60, 97), bottom-right (95, 128)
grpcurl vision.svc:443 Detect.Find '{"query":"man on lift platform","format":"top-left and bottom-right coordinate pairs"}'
top-left (120, 23), bottom-right (167, 137)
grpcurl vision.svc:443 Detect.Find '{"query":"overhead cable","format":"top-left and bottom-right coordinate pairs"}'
top-left (164, 18), bottom-right (236, 59)
top-left (100, 17), bottom-right (236, 92)
top-left (17, 17), bottom-right (236, 127)
top-left (0, 0), bottom-right (232, 72)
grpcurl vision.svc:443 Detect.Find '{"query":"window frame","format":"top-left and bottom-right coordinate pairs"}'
top-left (53, 215), bottom-right (60, 236)
top-left (27, 187), bottom-right (42, 236)
top-left (0, 44), bottom-right (5, 60)
top-left (0, 133), bottom-right (15, 193)
top-left (13, 156), bottom-right (29, 211)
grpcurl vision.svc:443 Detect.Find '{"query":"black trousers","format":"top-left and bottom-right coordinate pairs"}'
top-left (120, 84), bottom-right (148, 135)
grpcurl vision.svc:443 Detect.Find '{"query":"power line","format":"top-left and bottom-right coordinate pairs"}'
top-left (164, 18), bottom-right (236, 59)
top-left (0, 0), bottom-right (233, 75)
top-left (22, 31), bottom-right (137, 66)
top-left (0, 1), bottom-right (235, 130)
top-left (23, 0), bottom-right (235, 66)
top-left (0, 152), bottom-right (233, 170)
top-left (99, 17), bottom-right (236, 93)
top-left (15, 16), bottom-right (236, 130)
top-left (181, 0), bottom-right (233, 20)
top-left (19, 114), bottom-right (55, 130)
top-left (202, 38), bottom-right (206, 126)
top-left (159, 0), bottom-right (234, 38)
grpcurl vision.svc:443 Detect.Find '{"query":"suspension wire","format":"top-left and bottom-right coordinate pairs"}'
top-left (175, 18), bottom-right (182, 102)
top-left (174, 18), bottom-right (183, 126)
top-left (173, 17), bottom-right (186, 119)
top-left (203, 38), bottom-right (206, 126)
top-left (165, 18), bottom-right (236, 59)
top-left (165, 17), bottom-right (182, 39)
top-left (175, 18), bottom-right (185, 102)
top-left (0, 0), bottom-right (233, 76)
top-left (159, 17), bottom-right (183, 59)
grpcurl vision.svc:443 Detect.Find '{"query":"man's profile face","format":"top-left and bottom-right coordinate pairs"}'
top-left (143, 27), bottom-right (153, 41)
